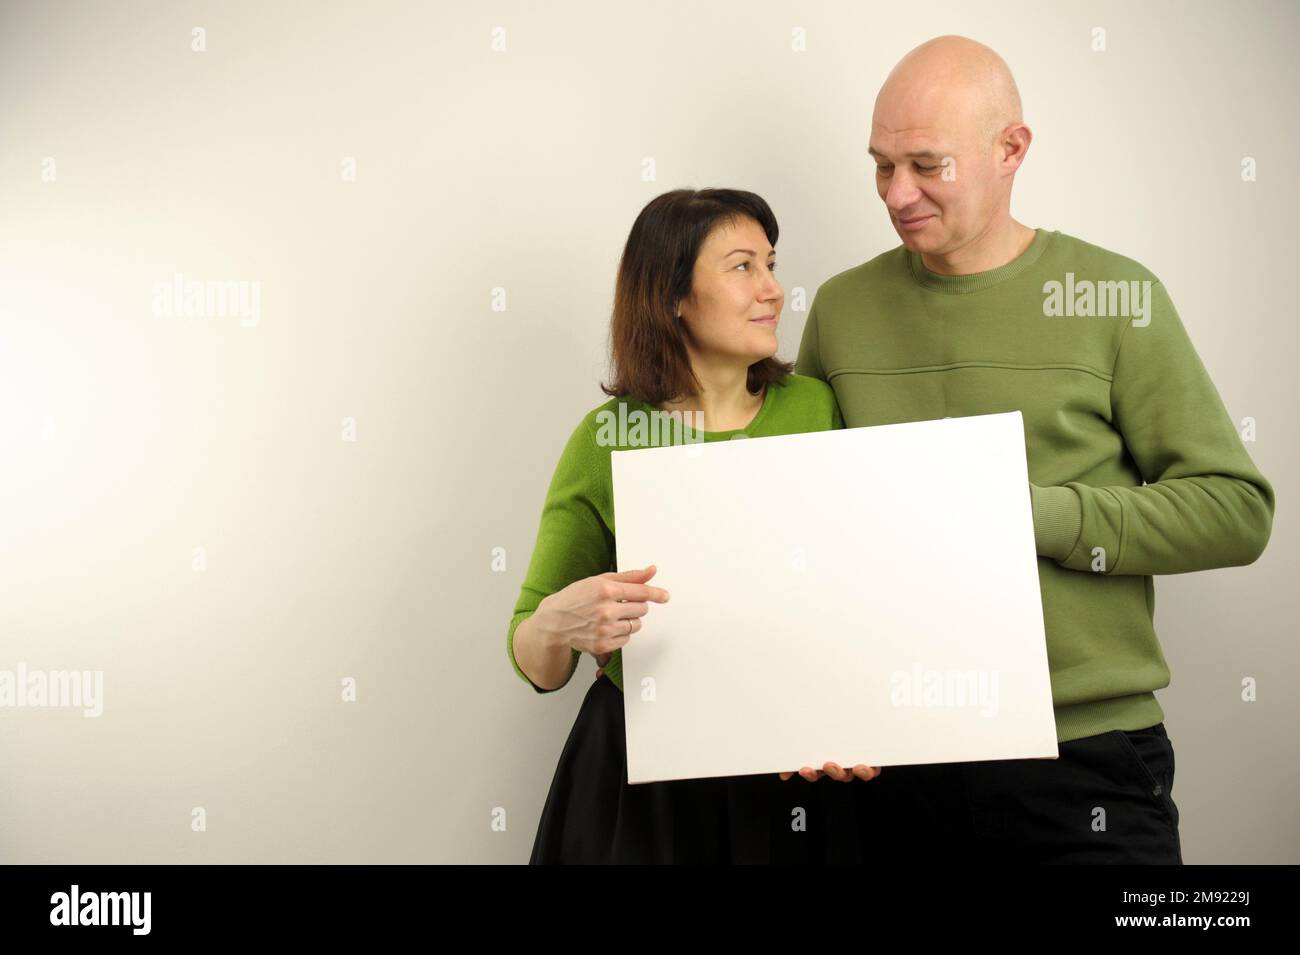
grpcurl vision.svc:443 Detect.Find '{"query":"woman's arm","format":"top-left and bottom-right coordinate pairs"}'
top-left (507, 417), bottom-right (606, 693)
top-left (510, 610), bottom-right (579, 692)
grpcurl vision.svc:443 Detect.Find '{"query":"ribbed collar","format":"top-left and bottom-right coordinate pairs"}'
top-left (907, 228), bottom-right (1054, 294)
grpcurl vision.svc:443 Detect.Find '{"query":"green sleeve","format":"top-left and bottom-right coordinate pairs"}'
top-left (507, 417), bottom-right (615, 692)
top-left (795, 296), bottom-right (828, 382)
top-left (1037, 281), bottom-right (1275, 575)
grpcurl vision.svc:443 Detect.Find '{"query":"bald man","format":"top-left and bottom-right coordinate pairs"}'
top-left (795, 36), bottom-right (1274, 864)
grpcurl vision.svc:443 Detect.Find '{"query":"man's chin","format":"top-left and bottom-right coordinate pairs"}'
top-left (897, 230), bottom-right (932, 251)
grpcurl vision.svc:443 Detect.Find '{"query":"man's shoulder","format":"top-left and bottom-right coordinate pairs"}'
top-left (814, 245), bottom-right (910, 302)
top-left (1047, 230), bottom-right (1163, 285)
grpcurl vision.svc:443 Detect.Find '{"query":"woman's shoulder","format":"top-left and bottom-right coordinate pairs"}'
top-left (541, 399), bottom-right (625, 501)
top-left (580, 395), bottom-right (643, 441)
top-left (559, 394), bottom-right (650, 458)
top-left (768, 373), bottom-right (840, 431)
top-left (775, 372), bottom-right (835, 405)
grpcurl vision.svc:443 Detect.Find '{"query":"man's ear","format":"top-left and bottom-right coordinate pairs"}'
top-left (1001, 123), bottom-right (1032, 174)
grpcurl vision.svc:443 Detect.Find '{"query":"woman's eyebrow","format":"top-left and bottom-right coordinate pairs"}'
top-left (724, 248), bottom-right (776, 257)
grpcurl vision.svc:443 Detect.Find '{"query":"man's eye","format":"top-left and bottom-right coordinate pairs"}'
top-left (917, 165), bottom-right (938, 172)
top-left (877, 165), bottom-right (893, 175)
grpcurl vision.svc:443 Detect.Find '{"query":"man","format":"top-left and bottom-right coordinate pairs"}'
top-left (794, 35), bottom-right (1274, 863)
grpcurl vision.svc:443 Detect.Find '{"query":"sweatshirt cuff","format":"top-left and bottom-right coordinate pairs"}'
top-left (1030, 483), bottom-right (1083, 561)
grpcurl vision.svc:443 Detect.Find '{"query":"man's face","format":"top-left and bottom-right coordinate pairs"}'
top-left (869, 91), bottom-right (1002, 257)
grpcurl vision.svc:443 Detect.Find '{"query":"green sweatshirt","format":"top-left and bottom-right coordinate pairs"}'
top-left (507, 374), bottom-right (841, 696)
top-left (795, 227), bottom-right (1274, 742)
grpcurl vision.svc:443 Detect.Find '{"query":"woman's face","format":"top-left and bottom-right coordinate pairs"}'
top-left (676, 216), bottom-right (783, 366)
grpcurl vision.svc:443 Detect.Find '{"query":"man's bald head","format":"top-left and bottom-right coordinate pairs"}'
top-left (877, 36), bottom-right (1022, 148)
top-left (869, 35), bottom-right (1032, 267)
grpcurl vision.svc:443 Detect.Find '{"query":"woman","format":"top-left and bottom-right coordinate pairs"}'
top-left (507, 188), bottom-right (882, 864)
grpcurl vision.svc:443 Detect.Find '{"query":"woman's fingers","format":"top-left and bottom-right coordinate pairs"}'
top-left (608, 601), bottom-right (649, 620)
top-left (600, 565), bottom-right (657, 583)
top-left (615, 583), bottom-right (670, 604)
top-left (780, 764), bottom-right (884, 782)
top-left (826, 762), bottom-right (884, 782)
top-left (596, 617), bottom-right (641, 640)
top-left (604, 574), bottom-right (670, 604)
top-left (598, 565), bottom-right (670, 604)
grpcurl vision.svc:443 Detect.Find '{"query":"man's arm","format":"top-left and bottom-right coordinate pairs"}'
top-left (795, 297), bottom-right (828, 381)
top-left (1032, 280), bottom-right (1274, 575)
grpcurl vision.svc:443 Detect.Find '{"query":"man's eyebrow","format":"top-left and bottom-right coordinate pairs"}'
top-left (868, 146), bottom-right (947, 161)
top-left (724, 248), bottom-right (776, 257)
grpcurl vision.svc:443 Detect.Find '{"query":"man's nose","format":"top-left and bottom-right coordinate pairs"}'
top-left (884, 170), bottom-right (921, 212)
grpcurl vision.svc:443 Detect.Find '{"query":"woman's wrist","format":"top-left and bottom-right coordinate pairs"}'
top-left (527, 604), bottom-right (568, 655)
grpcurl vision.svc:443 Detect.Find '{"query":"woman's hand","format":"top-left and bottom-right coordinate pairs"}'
top-left (779, 763), bottom-right (882, 783)
top-left (533, 565), bottom-right (669, 665)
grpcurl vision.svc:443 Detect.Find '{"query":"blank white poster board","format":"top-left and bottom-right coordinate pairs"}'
top-left (610, 410), bottom-right (1058, 784)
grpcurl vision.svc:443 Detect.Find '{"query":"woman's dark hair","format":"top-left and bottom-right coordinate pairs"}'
top-left (601, 188), bottom-right (795, 405)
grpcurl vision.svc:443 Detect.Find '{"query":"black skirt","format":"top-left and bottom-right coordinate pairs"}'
top-left (529, 672), bottom-right (877, 864)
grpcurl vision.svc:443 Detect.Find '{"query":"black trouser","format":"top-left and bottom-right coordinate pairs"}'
top-left (778, 724), bottom-right (1183, 864)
